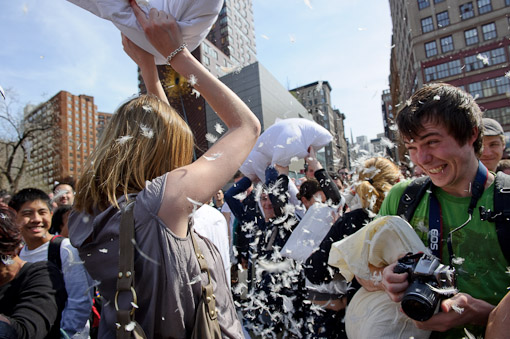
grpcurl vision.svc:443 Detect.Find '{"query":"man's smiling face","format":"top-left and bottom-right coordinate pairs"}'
top-left (16, 199), bottom-right (52, 250)
top-left (405, 120), bottom-right (477, 196)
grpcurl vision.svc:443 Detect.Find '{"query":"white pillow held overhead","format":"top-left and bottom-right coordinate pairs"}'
top-left (66, 0), bottom-right (223, 65)
top-left (240, 118), bottom-right (333, 181)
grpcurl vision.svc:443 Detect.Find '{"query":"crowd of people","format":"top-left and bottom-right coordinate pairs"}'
top-left (1, 2), bottom-right (510, 339)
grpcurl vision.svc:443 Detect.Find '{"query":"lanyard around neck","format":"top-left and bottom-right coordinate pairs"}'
top-left (428, 161), bottom-right (488, 264)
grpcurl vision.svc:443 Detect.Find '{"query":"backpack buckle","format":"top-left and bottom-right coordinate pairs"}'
top-left (479, 206), bottom-right (499, 222)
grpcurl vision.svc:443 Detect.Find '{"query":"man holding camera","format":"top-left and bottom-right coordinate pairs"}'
top-left (360, 83), bottom-right (510, 338)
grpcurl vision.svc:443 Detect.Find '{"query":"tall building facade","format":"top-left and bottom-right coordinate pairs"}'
top-left (185, 0), bottom-right (257, 79)
top-left (23, 91), bottom-right (99, 190)
top-left (206, 62), bottom-right (312, 131)
top-left (142, 0), bottom-right (259, 156)
top-left (206, 0), bottom-right (257, 69)
top-left (290, 81), bottom-right (349, 171)
top-left (389, 0), bottom-right (510, 127)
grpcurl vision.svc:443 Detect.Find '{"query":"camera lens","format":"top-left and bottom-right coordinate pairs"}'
top-left (401, 280), bottom-right (439, 321)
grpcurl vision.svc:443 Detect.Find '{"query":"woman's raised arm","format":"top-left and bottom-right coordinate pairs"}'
top-left (121, 33), bottom-right (169, 105)
top-left (130, 0), bottom-right (261, 236)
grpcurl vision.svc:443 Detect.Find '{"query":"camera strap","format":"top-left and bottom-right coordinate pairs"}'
top-left (428, 194), bottom-right (443, 259)
top-left (428, 161), bottom-right (488, 265)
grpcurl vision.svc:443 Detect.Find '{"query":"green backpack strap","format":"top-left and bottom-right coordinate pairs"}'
top-left (397, 176), bottom-right (432, 222)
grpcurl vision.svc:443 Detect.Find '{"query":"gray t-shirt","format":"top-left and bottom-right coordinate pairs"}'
top-left (69, 174), bottom-right (242, 338)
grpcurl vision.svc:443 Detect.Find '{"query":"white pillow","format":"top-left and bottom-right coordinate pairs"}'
top-left (240, 118), bottom-right (332, 181)
top-left (66, 0), bottom-right (223, 64)
top-left (239, 147), bottom-right (270, 183)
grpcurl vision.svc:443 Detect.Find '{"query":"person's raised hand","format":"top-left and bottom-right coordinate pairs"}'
top-left (274, 164), bottom-right (289, 176)
top-left (130, 0), bottom-right (185, 59)
top-left (306, 146), bottom-right (322, 174)
top-left (121, 33), bottom-right (154, 69)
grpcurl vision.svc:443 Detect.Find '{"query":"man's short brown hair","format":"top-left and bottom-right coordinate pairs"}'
top-left (396, 83), bottom-right (483, 156)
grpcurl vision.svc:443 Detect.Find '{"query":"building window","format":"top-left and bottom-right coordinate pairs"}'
top-left (482, 78), bottom-right (497, 97)
top-left (490, 47), bottom-right (506, 64)
top-left (436, 63), bottom-right (449, 78)
top-left (464, 54), bottom-right (486, 71)
top-left (203, 55), bottom-right (210, 66)
top-left (477, 0), bottom-right (492, 14)
top-left (496, 76), bottom-right (510, 94)
top-left (440, 36), bottom-right (454, 53)
top-left (418, 0), bottom-right (430, 9)
top-left (425, 41), bottom-right (438, 57)
top-left (482, 22), bottom-right (497, 40)
top-left (421, 17), bottom-right (434, 33)
top-left (464, 28), bottom-right (479, 45)
top-left (506, 0), bottom-right (510, 6)
top-left (467, 77), bottom-right (506, 99)
top-left (424, 66), bottom-right (437, 82)
top-left (485, 107), bottom-right (510, 126)
top-left (448, 60), bottom-right (462, 76)
top-left (460, 3), bottom-right (475, 20)
top-left (468, 82), bottom-right (483, 98)
top-left (434, 0), bottom-right (445, 2)
top-left (425, 59), bottom-right (462, 80)
top-left (436, 11), bottom-right (450, 28)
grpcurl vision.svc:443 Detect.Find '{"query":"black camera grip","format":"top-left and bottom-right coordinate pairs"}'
top-left (393, 263), bottom-right (408, 274)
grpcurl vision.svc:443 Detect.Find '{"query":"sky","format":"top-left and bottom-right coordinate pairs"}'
top-left (0, 0), bottom-right (393, 141)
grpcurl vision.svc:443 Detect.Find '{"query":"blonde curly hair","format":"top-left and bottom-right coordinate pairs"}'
top-left (355, 157), bottom-right (401, 213)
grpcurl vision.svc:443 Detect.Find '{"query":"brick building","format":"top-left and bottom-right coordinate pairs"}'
top-left (23, 91), bottom-right (99, 190)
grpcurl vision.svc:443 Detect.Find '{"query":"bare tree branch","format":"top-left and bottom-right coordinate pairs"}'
top-left (0, 88), bottom-right (56, 192)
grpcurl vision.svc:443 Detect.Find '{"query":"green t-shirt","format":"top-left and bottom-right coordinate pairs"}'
top-left (380, 179), bottom-right (510, 338)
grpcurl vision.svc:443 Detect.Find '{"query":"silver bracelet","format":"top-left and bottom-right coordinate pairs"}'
top-left (166, 43), bottom-right (188, 65)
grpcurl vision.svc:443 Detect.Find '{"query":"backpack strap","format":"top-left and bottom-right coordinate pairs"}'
top-left (480, 172), bottom-right (510, 264)
top-left (397, 176), bottom-right (432, 222)
top-left (397, 173), bottom-right (510, 265)
top-left (48, 235), bottom-right (64, 271)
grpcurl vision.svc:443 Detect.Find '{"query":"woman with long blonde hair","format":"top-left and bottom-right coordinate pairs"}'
top-left (69, 1), bottom-right (260, 337)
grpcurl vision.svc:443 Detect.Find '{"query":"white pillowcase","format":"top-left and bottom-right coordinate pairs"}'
top-left (240, 118), bottom-right (332, 181)
top-left (66, 0), bottom-right (223, 64)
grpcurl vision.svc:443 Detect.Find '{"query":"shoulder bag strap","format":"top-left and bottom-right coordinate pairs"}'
top-left (190, 224), bottom-right (218, 321)
top-left (116, 199), bottom-right (147, 339)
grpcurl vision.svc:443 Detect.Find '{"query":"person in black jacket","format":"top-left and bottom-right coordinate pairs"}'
top-left (227, 164), bottom-right (314, 337)
top-left (305, 157), bottom-right (401, 337)
top-left (0, 207), bottom-right (67, 339)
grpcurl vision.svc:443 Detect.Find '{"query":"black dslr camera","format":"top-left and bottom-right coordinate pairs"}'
top-left (393, 252), bottom-right (456, 321)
